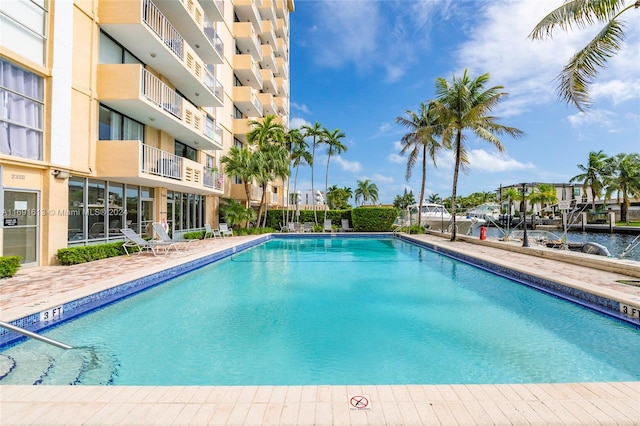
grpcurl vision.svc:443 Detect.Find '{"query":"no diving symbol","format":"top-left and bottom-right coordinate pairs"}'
top-left (349, 395), bottom-right (370, 410)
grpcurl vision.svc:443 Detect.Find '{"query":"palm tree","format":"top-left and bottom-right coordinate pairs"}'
top-left (604, 152), bottom-right (640, 223)
top-left (301, 121), bottom-right (324, 224)
top-left (500, 187), bottom-right (521, 216)
top-left (321, 128), bottom-right (347, 220)
top-left (221, 146), bottom-right (256, 208)
top-left (287, 128), bottom-right (312, 223)
top-left (569, 150), bottom-right (609, 211)
top-left (354, 179), bottom-right (379, 206)
top-left (529, 0), bottom-right (638, 111)
top-left (219, 198), bottom-right (256, 229)
top-left (396, 102), bottom-right (445, 226)
top-left (427, 193), bottom-right (442, 204)
top-left (528, 183), bottom-right (559, 217)
top-left (432, 69), bottom-right (525, 241)
top-left (247, 114), bottom-right (285, 149)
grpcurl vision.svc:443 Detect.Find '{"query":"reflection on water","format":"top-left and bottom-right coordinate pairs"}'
top-left (472, 227), bottom-right (640, 261)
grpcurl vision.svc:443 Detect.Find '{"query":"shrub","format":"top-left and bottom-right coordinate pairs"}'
top-left (0, 256), bottom-right (21, 278)
top-left (351, 207), bottom-right (398, 231)
top-left (264, 209), bottom-right (352, 229)
top-left (184, 231), bottom-right (205, 240)
top-left (408, 225), bottom-right (426, 234)
top-left (56, 242), bottom-right (132, 265)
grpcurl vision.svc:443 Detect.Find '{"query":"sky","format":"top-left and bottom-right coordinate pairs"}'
top-left (287, 0), bottom-right (640, 205)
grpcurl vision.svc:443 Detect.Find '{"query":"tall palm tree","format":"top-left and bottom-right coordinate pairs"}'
top-left (221, 146), bottom-right (256, 208)
top-left (321, 128), bottom-right (347, 220)
top-left (432, 69), bottom-right (524, 241)
top-left (396, 102), bottom-right (445, 226)
top-left (529, 0), bottom-right (638, 111)
top-left (528, 183), bottom-right (559, 216)
top-left (286, 128), bottom-right (311, 223)
top-left (500, 187), bottom-right (521, 216)
top-left (569, 150), bottom-right (609, 211)
top-left (427, 193), bottom-right (442, 204)
top-left (354, 179), bottom-right (379, 206)
top-left (301, 121), bottom-right (324, 224)
top-left (604, 152), bottom-right (640, 223)
top-left (247, 114), bottom-right (285, 149)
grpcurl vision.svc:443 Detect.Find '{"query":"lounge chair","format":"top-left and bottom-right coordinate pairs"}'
top-left (120, 228), bottom-right (178, 256)
top-left (152, 223), bottom-right (197, 251)
top-left (204, 224), bottom-right (221, 239)
top-left (323, 219), bottom-right (333, 232)
top-left (219, 223), bottom-right (233, 237)
top-left (291, 222), bottom-right (303, 232)
top-left (341, 219), bottom-right (354, 232)
top-left (303, 222), bottom-right (314, 233)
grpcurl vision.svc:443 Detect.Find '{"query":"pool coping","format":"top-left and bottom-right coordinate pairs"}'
top-left (2, 232), bottom-right (639, 349)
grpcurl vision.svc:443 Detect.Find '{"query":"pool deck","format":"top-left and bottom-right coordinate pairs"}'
top-left (1, 233), bottom-right (640, 425)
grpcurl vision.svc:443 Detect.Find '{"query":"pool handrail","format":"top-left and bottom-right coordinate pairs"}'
top-left (0, 320), bottom-right (73, 350)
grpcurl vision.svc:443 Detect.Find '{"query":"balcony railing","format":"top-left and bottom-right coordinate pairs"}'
top-left (143, 0), bottom-right (183, 60)
top-left (142, 69), bottom-right (182, 118)
top-left (203, 14), bottom-right (224, 58)
top-left (204, 64), bottom-right (223, 103)
top-left (141, 144), bottom-right (183, 180)
top-left (203, 169), bottom-right (224, 190)
top-left (204, 116), bottom-right (223, 144)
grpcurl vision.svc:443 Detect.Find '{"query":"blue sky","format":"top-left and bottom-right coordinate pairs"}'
top-left (287, 0), bottom-right (640, 205)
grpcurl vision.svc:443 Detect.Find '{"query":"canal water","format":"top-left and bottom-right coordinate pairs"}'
top-left (471, 227), bottom-right (640, 261)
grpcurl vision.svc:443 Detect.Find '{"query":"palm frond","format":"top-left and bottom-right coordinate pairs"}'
top-left (529, 0), bottom-right (625, 39)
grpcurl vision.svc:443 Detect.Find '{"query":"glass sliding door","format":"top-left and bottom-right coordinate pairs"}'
top-left (2, 190), bottom-right (38, 264)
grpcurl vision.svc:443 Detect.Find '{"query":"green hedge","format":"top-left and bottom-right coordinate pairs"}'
top-left (264, 209), bottom-right (352, 230)
top-left (56, 242), bottom-right (134, 265)
top-left (351, 207), bottom-right (398, 231)
top-left (0, 256), bottom-right (21, 278)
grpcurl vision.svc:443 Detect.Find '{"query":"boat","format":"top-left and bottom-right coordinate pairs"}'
top-left (408, 203), bottom-right (486, 235)
top-left (467, 202), bottom-right (501, 222)
top-left (506, 230), bottom-right (612, 257)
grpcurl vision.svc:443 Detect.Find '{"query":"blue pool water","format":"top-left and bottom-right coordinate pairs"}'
top-left (3, 238), bottom-right (640, 385)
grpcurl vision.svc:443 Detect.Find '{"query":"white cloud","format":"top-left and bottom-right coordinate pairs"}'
top-left (333, 156), bottom-right (362, 173)
top-left (289, 117), bottom-right (311, 129)
top-left (435, 149), bottom-right (535, 173)
top-left (371, 173), bottom-right (394, 184)
top-left (388, 153), bottom-right (404, 164)
top-left (566, 109), bottom-right (616, 128)
top-left (291, 102), bottom-right (311, 115)
top-left (591, 79), bottom-right (640, 105)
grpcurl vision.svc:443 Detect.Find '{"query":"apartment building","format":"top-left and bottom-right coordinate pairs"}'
top-left (0, 0), bottom-right (294, 266)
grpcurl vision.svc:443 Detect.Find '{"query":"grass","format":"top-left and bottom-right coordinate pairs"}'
top-left (616, 221), bottom-right (640, 227)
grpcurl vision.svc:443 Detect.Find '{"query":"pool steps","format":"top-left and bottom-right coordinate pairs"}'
top-left (0, 345), bottom-right (117, 385)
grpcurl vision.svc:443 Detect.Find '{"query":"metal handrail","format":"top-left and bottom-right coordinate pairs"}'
top-left (0, 320), bottom-right (73, 350)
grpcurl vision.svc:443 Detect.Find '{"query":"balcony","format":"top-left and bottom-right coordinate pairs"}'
top-left (203, 168), bottom-right (225, 191)
top-left (274, 76), bottom-right (288, 96)
top-left (234, 54), bottom-right (263, 89)
top-left (259, 68), bottom-right (278, 95)
top-left (199, 0), bottom-right (224, 21)
top-left (234, 22), bottom-right (262, 61)
top-left (233, 0), bottom-right (262, 33)
top-left (153, 0), bottom-right (223, 64)
top-left (99, 0), bottom-right (223, 108)
top-left (257, 93), bottom-right (277, 116)
top-left (96, 141), bottom-right (223, 194)
top-left (258, 0), bottom-right (277, 23)
top-left (275, 56), bottom-right (288, 79)
top-left (276, 37), bottom-right (288, 60)
top-left (274, 96), bottom-right (288, 115)
top-left (275, 17), bottom-right (286, 38)
top-left (233, 86), bottom-right (263, 117)
top-left (260, 20), bottom-right (277, 48)
top-left (98, 64), bottom-right (223, 151)
top-left (260, 44), bottom-right (277, 73)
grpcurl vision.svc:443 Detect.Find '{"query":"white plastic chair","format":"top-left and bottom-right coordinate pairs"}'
top-left (219, 223), bottom-right (233, 237)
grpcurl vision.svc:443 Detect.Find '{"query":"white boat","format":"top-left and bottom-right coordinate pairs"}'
top-left (408, 203), bottom-right (485, 235)
top-left (467, 202), bottom-right (501, 222)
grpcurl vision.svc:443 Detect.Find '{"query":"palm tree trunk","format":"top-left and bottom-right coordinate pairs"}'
top-left (244, 182), bottom-right (252, 209)
top-left (450, 133), bottom-right (462, 242)
top-left (324, 157), bottom-right (330, 222)
top-left (418, 146), bottom-right (427, 227)
top-left (311, 138), bottom-right (317, 224)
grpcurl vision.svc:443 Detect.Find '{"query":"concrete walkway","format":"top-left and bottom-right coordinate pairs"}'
top-left (1, 233), bottom-right (639, 425)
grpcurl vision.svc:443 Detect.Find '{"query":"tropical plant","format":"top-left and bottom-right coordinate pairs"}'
top-left (528, 183), bottom-right (559, 216)
top-left (604, 152), bottom-right (640, 223)
top-left (529, 0), bottom-right (638, 111)
top-left (354, 179), bottom-right (379, 206)
top-left (427, 193), bottom-right (442, 204)
top-left (432, 69), bottom-right (525, 241)
top-left (301, 121), bottom-right (325, 224)
top-left (569, 150), bottom-right (609, 211)
top-left (396, 101), bottom-right (445, 226)
top-left (393, 189), bottom-right (416, 211)
top-left (500, 187), bottom-right (521, 215)
top-left (326, 185), bottom-right (352, 210)
top-left (221, 146), bottom-right (256, 208)
top-left (219, 198), bottom-right (256, 229)
top-left (321, 128), bottom-right (347, 220)
top-left (286, 128), bottom-right (311, 223)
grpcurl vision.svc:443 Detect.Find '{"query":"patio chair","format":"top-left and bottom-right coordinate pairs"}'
top-left (219, 223), bottom-right (234, 237)
top-left (323, 219), bottom-right (333, 232)
top-left (152, 223), bottom-right (197, 251)
top-left (120, 228), bottom-right (178, 256)
top-left (341, 219), bottom-right (354, 232)
top-left (303, 222), bottom-right (314, 233)
top-left (204, 224), bottom-right (221, 239)
top-left (291, 222), bottom-right (303, 232)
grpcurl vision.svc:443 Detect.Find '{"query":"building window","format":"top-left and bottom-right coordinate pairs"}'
top-left (99, 31), bottom-right (143, 65)
top-left (0, 0), bottom-right (48, 66)
top-left (175, 140), bottom-right (197, 161)
top-left (0, 58), bottom-right (44, 160)
top-left (99, 104), bottom-right (144, 141)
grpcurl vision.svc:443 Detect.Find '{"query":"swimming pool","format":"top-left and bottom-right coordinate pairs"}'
top-left (1, 237), bottom-right (639, 385)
